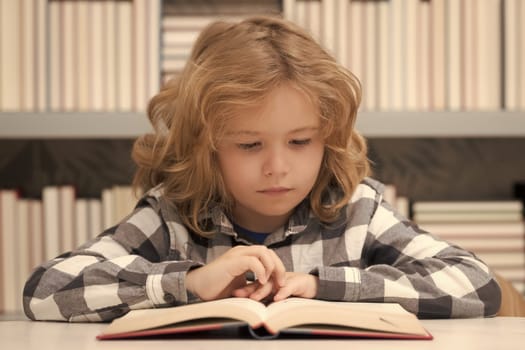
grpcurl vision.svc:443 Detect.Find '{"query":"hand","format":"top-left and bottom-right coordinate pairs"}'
top-left (185, 245), bottom-right (286, 301)
top-left (232, 272), bottom-right (319, 302)
top-left (273, 272), bottom-right (318, 301)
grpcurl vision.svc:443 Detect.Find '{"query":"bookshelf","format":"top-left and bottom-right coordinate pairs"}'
top-left (1, 0), bottom-right (524, 137)
top-left (1, 111), bottom-right (524, 138)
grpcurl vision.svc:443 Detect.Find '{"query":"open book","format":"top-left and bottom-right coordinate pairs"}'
top-left (97, 297), bottom-right (432, 340)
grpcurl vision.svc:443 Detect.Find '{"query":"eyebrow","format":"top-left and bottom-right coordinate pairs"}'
top-left (225, 126), bottom-right (319, 136)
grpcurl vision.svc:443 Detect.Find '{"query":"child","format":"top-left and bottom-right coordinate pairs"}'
top-left (23, 16), bottom-right (501, 322)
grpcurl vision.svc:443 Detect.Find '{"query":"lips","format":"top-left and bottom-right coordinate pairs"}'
top-left (257, 187), bottom-right (292, 194)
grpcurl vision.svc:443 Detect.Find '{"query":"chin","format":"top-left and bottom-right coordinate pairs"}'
top-left (255, 204), bottom-right (297, 218)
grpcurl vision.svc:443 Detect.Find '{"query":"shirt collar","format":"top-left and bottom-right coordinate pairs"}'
top-left (201, 197), bottom-right (313, 245)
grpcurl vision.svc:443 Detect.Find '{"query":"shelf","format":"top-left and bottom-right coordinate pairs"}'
top-left (0, 112), bottom-right (152, 139)
top-left (355, 111), bottom-right (525, 138)
top-left (0, 111), bottom-right (524, 138)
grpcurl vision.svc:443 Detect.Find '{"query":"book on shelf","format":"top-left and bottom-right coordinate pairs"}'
top-left (0, 190), bottom-right (18, 313)
top-left (477, 0), bottom-right (501, 110)
top-left (320, 0), bottom-right (336, 57)
top-left (475, 251), bottom-right (525, 269)
top-left (363, 0), bottom-right (378, 111)
top-left (42, 186), bottom-right (60, 260)
top-left (97, 297), bottom-right (432, 341)
top-left (446, 0), bottom-right (461, 110)
top-left (413, 212), bottom-right (523, 223)
top-left (416, 0), bottom-right (430, 110)
top-left (75, 199), bottom-right (89, 249)
top-left (28, 199), bottom-right (44, 272)
top-left (0, 0), bottom-right (20, 111)
top-left (520, 0), bottom-right (525, 109)
top-left (404, 0), bottom-right (418, 111)
top-left (430, 0), bottom-right (446, 110)
top-left (419, 222), bottom-right (525, 238)
top-left (412, 200), bottom-right (523, 213)
top-left (87, 199), bottom-right (103, 240)
top-left (377, 0), bottom-right (390, 111)
top-left (60, 186), bottom-right (76, 252)
top-left (116, 0), bottom-right (133, 111)
top-left (16, 199), bottom-right (30, 312)
top-left (444, 236), bottom-right (524, 252)
top-left (387, 0), bottom-right (403, 110)
top-left (381, 184), bottom-right (409, 218)
top-left (412, 200), bottom-right (524, 223)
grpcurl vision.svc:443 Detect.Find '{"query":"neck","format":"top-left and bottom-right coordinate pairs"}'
top-left (230, 208), bottom-right (291, 233)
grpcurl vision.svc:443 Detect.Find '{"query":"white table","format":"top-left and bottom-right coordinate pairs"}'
top-left (1, 317), bottom-right (524, 350)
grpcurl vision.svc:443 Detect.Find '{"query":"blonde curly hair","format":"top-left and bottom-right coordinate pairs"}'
top-left (132, 15), bottom-right (370, 237)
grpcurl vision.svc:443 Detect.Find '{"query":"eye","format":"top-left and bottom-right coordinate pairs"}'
top-left (290, 138), bottom-right (311, 146)
top-left (237, 142), bottom-right (262, 150)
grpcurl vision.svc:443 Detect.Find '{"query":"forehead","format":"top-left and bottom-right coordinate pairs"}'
top-left (225, 84), bottom-right (320, 132)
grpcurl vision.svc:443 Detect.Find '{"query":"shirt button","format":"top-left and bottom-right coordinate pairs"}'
top-left (164, 293), bottom-right (175, 303)
top-left (112, 307), bottom-right (124, 315)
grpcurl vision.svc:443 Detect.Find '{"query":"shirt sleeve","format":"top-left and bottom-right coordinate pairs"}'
top-left (314, 197), bottom-right (502, 318)
top-left (22, 196), bottom-right (202, 322)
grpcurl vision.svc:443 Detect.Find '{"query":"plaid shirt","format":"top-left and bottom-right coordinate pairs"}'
top-left (23, 178), bottom-right (501, 322)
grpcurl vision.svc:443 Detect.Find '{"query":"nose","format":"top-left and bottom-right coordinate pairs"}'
top-left (262, 147), bottom-right (290, 177)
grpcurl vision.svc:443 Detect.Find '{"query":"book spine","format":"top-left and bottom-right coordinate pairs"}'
top-left (0, 0), bottom-right (22, 111)
top-left (446, 0), bottom-right (462, 110)
top-left (35, 0), bottom-right (47, 111)
top-left (75, 199), bottom-right (89, 248)
top-left (504, 0), bottom-right (518, 110)
top-left (377, 0), bottom-right (389, 111)
top-left (28, 199), bottom-right (44, 271)
top-left (59, 186), bottom-right (76, 252)
top-left (405, 0), bottom-right (418, 110)
top-left (76, 0), bottom-right (89, 111)
top-left (363, 0), bottom-right (377, 111)
top-left (48, 0), bottom-right (62, 111)
top-left (62, 0), bottom-right (75, 111)
top-left (90, 0), bottom-right (104, 111)
top-left (146, 0), bottom-right (161, 103)
top-left (116, 0), bottom-right (132, 111)
top-left (0, 190), bottom-right (19, 312)
top-left (430, 0), bottom-right (446, 110)
top-left (335, 0), bottom-right (348, 68)
top-left (104, 0), bottom-right (117, 111)
top-left (43, 186), bottom-right (60, 260)
top-left (388, 0), bottom-right (403, 110)
top-left (477, 0), bottom-right (501, 110)
top-left (16, 199), bottom-right (30, 312)
top-left (21, 0), bottom-right (35, 111)
top-left (516, 1), bottom-right (525, 111)
top-left (132, 0), bottom-right (147, 112)
top-left (416, 0), bottom-right (430, 111)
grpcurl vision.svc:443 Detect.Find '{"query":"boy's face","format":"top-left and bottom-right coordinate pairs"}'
top-left (216, 83), bottom-right (324, 233)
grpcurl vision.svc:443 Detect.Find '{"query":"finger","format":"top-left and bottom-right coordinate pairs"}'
top-left (233, 256), bottom-right (268, 284)
top-left (268, 250), bottom-right (286, 287)
top-left (226, 246), bottom-right (273, 282)
top-left (243, 246), bottom-right (277, 283)
top-left (273, 284), bottom-right (293, 302)
top-left (232, 282), bottom-right (260, 298)
top-left (249, 280), bottom-right (274, 301)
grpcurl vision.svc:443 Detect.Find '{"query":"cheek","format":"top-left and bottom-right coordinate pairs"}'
top-left (307, 145), bottom-right (325, 172)
top-left (217, 152), bottom-right (252, 185)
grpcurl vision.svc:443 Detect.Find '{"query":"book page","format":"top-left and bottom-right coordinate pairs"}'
top-left (264, 298), bottom-right (428, 336)
top-left (100, 298), bottom-right (267, 337)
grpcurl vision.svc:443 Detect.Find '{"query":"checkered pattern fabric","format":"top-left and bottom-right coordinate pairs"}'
top-left (23, 178), bottom-right (501, 321)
